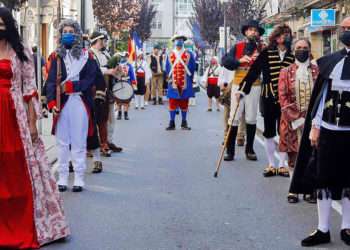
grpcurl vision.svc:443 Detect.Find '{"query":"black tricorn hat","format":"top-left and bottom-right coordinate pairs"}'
top-left (241, 20), bottom-right (265, 36)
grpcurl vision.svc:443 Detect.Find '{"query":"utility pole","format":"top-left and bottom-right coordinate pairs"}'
top-left (36, 0), bottom-right (42, 133)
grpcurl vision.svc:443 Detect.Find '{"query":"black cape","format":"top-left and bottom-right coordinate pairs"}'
top-left (289, 48), bottom-right (348, 194)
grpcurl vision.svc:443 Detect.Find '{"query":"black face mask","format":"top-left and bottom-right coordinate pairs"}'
top-left (0, 30), bottom-right (8, 40)
top-left (340, 31), bottom-right (350, 47)
top-left (295, 49), bottom-right (310, 63)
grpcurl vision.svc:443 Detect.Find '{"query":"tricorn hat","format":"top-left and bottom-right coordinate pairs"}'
top-left (241, 20), bottom-right (265, 36)
top-left (171, 34), bottom-right (188, 42)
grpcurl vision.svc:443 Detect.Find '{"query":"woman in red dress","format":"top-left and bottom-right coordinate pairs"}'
top-left (0, 8), bottom-right (69, 249)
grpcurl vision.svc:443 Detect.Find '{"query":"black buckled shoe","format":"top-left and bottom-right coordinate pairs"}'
top-left (166, 121), bottom-right (176, 131)
top-left (101, 148), bottom-right (112, 157)
top-left (263, 166), bottom-right (277, 177)
top-left (245, 149), bottom-right (257, 161)
top-left (277, 167), bottom-right (290, 177)
top-left (108, 143), bottom-right (123, 153)
top-left (301, 230), bottom-right (331, 247)
top-left (181, 120), bottom-right (191, 130)
top-left (287, 193), bottom-right (299, 204)
top-left (341, 229), bottom-right (350, 245)
top-left (224, 153), bottom-right (234, 161)
top-left (72, 186), bottom-right (83, 192)
top-left (92, 161), bottom-right (103, 174)
top-left (58, 185), bottom-right (68, 192)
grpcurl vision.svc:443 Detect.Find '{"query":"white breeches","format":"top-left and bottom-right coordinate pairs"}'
top-left (56, 95), bottom-right (88, 186)
top-left (228, 85), bottom-right (261, 126)
top-left (107, 103), bottom-right (116, 143)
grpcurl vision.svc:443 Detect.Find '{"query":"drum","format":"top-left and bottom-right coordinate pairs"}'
top-left (112, 80), bottom-right (134, 103)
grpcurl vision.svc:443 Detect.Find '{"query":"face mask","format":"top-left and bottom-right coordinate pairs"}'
top-left (61, 33), bottom-right (76, 47)
top-left (0, 30), bottom-right (8, 40)
top-left (340, 30), bottom-right (350, 47)
top-left (295, 49), bottom-right (310, 63)
top-left (174, 39), bottom-right (184, 48)
top-left (120, 57), bottom-right (127, 64)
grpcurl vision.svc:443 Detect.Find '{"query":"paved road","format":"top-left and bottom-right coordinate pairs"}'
top-left (43, 92), bottom-right (346, 250)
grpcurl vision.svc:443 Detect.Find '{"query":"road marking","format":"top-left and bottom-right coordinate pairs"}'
top-left (255, 135), bottom-right (342, 215)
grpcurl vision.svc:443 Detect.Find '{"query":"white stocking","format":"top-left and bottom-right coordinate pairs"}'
top-left (317, 191), bottom-right (332, 233)
top-left (140, 95), bottom-right (145, 108)
top-left (264, 138), bottom-right (276, 167)
top-left (342, 197), bottom-right (350, 229)
top-left (92, 148), bottom-right (101, 162)
top-left (279, 152), bottom-right (288, 167)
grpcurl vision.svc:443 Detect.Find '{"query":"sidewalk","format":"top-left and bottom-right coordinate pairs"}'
top-left (39, 114), bottom-right (57, 164)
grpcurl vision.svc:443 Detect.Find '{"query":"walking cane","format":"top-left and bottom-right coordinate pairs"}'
top-left (214, 96), bottom-right (242, 178)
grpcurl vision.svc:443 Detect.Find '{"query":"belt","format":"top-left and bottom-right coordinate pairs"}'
top-left (66, 92), bottom-right (82, 96)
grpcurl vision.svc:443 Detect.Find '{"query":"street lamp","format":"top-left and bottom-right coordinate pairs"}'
top-left (220, 0), bottom-right (229, 53)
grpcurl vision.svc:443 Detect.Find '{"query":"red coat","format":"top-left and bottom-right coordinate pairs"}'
top-left (278, 63), bottom-right (319, 153)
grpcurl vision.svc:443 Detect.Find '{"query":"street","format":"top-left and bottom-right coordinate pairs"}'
top-left (41, 92), bottom-right (346, 250)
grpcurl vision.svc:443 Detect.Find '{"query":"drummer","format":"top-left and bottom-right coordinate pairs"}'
top-left (108, 52), bottom-right (137, 120)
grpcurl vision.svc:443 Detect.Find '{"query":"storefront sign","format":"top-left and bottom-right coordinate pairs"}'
top-left (311, 9), bottom-right (336, 27)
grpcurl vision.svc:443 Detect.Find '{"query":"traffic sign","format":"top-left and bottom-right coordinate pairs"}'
top-left (311, 9), bottom-right (336, 27)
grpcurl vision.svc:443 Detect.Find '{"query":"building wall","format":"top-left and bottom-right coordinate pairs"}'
top-left (263, 0), bottom-right (349, 59)
top-left (146, 0), bottom-right (194, 52)
top-left (19, 0), bottom-right (96, 58)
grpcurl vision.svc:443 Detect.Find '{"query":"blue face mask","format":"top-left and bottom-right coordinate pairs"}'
top-left (61, 33), bottom-right (76, 47)
top-left (175, 39), bottom-right (184, 48)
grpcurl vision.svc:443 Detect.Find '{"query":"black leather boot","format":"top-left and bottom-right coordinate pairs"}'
top-left (124, 111), bottom-right (129, 120)
top-left (224, 126), bottom-right (238, 161)
top-left (158, 97), bottom-right (163, 105)
top-left (245, 124), bottom-right (257, 161)
top-left (117, 111), bottom-right (122, 120)
top-left (166, 120), bottom-right (176, 130)
top-left (181, 120), bottom-right (191, 130)
top-left (153, 97), bottom-right (157, 105)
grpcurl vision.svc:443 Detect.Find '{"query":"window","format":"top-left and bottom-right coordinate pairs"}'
top-left (175, 0), bottom-right (193, 17)
top-left (151, 12), bottom-right (162, 30)
top-left (151, 0), bottom-right (162, 8)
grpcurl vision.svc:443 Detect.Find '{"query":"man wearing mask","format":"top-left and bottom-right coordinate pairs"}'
top-left (222, 20), bottom-right (265, 161)
top-left (234, 24), bottom-right (294, 177)
top-left (165, 34), bottom-right (196, 130)
top-left (290, 17), bottom-right (350, 247)
top-left (150, 44), bottom-right (164, 105)
top-left (47, 19), bottom-right (105, 192)
top-left (90, 31), bottom-right (123, 160)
